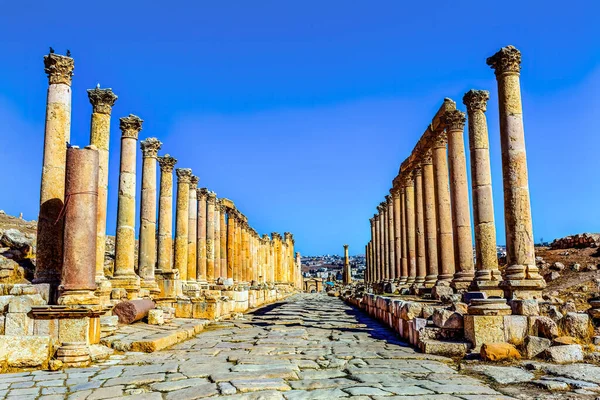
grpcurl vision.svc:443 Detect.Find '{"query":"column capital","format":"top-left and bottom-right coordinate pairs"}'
top-left (463, 89), bottom-right (490, 113)
top-left (374, 213), bottom-right (380, 221)
top-left (343, 244), bottom-right (349, 250)
top-left (176, 168), bottom-right (193, 183)
top-left (218, 199), bottom-right (227, 212)
top-left (262, 234), bottom-right (271, 242)
top-left (441, 110), bottom-right (466, 132)
top-left (207, 191), bottom-right (217, 203)
top-left (385, 195), bottom-right (392, 205)
top-left (87, 87), bottom-right (118, 115)
top-left (412, 167), bottom-right (422, 178)
top-left (486, 45), bottom-right (521, 76)
top-left (140, 137), bottom-right (162, 158)
top-left (197, 187), bottom-right (209, 199)
top-left (120, 114), bottom-right (143, 139)
top-left (420, 149), bottom-right (433, 165)
top-left (272, 232), bottom-right (283, 241)
top-left (390, 187), bottom-right (401, 199)
top-left (44, 52), bottom-right (74, 85)
top-left (431, 130), bottom-right (448, 149)
top-left (158, 154), bottom-right (177, 172)
top-left (369, 217), bottom-right (375, 226)
top-left (400, 173), bottom-right (414, 187)
top-left (377, 203), bottom-right (385, 213)
top-left (190, 176), bottom-right (199, 190)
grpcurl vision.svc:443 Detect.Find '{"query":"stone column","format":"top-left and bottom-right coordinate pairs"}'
top-left (369, 218), bottom-right (376, 284)
top-left (206, 192), bottom-right (217, 282)
top-left (382, 202), bottom-right (390, 281)
top-left (220, 203), bottom-right (227, 279)
top-left (187, 176), bottom-right (199, 283)
top-left (227, 210), bottom-right (235, 280)
top-left (403, 175), bottom-right (416, 285)
top-left (138, 138), bottom-right (162, 294)
top-left (296, 252), bottom-right (302, 288)
top-left (399, 188), bottom-right (408, 284)
top-left (156, 155), bottom-right (177, 298)
top-left (214, 199), bottom-right (222, 279)
top-left (87, 87), bottom-right (117, 290)
top-left (112, 115), bottom-right (143, 297)
top-left (414, 167), bottom-right (426, 286)
top-left (421, 150), bottom-right (439, 287)
top-left (463, 90), bottom-right (502, 295)
top-left (58, 146), bottom-right (99, 305)
top-left (392, 189), bottom-right (402, 281)
top-left (442, 110), bottom-right (475, 291)
top-left (35, 52), bottom-right (74, 293)
top-left (196, 188), bottom-right (208, 282)
top-left (343, 245), bottom-right (351, 284)
top-left (386, 195), bottom-right (396, 282)
top-left (487, 45), bottom-right (545, 298)
top-left (432, 130), bottom-right (455, 285)
top-left (374, 210), bottom-right (382, 283)
top-left (174, 168), bottom-right (192, 282)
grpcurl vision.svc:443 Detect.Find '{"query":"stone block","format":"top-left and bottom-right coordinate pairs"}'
top-left (5, 312), bottom-right (33, 335)
top-left (511, 299), bottom-right (540, 316)
top-left (419, 339), bottom-right (469, 357)
top-left (0, 295), bottom-right (13, 312)
top-left (463, 291), bottom-right (486, 303)
top-left (148, 309), bottom-right (164, 325)
top-left (480, 342), bottom-right (521, 361)
top-left (0, 335), bottom-right (53, 368)
top-left (59, 317), bottom-right (90, 344)
top-left (0, 315), bottom-right (4, 335)
top-left (464, 315), bottom-right (504, 350)
top-left (175, 299), bottom-right (192, 318)
top-left (34, 318), bottom-right (59, 337)
top-left (8, 294), bottom-right (45, 313)
top-left (545, 344), bottom-right (584, 363)
top-left (400, 301), bottom-right (423, 320)
top-left (504, 315), bottom-right (528, 345)
top-left (432, 309), bottom-right (463, 329)
top-left (524, 335), bottom-right (551, 359)
top-left (561, 313), bottom-right (592, 339)
top-left (533, 316), bottom-right (559, 339)
top-left (431, 285), bottom-right (454, 300)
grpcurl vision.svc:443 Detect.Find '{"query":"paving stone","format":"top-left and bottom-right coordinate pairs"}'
top-left (468, 365), bottom-right (535, 384)
top-left (343, 386), bottom-right (393, 396)
top-left (231, 378), bottom-right (291, 392)
top-left (87, 385), bottom-right (125, 400)
top-left (150, 377), bottom-right (210, 392)
top-left (218, 382), bottom-right (237, 395)
top-left (284, 388), bottom-right (350, 399)
top-left (164, 383), bottom-right (219, 399)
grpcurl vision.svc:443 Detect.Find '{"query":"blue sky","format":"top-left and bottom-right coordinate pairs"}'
top-left (0, 1), bottom-right (598, 255)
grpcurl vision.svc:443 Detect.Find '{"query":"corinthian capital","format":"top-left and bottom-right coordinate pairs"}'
top-left (87, 87), bottom-right (118, 114)
top-left (44, 52), bottom-right (74, 85)
top-left (158, 154), bottom-right (177, 172)
top-left (176, 168), bottom-right (193, 183)
top-left (190, 176), bottom-right (199, 190)
top-left (207, 191), bottom-right (217, 203)
top-left (420, 149), bottom-right (433, 165)
top-left (197, 187), bottom-right (209, 199)
top-left (400, 173), bottom-right (414, 187)
top-left (431, 130), bottom-right (448, 149)
top-left (441, 110), bottom-right (466, 132)
top-left (140, 137), bottom-right (162, 158)
top-left (463, 89), bottom-right (490, 113)
top-left (486, 45), bottom-right (521, 76)
top-left (120, 114), bottom-right (143, 139)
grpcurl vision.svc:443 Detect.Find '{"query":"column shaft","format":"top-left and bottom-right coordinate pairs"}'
top-left (404, 177), bottom-right (416, 284)
top-left (392, 190), bottom-right (402, 281)
top-left (187, 177), bottom-right (198, 283)
top-left (400, 189), bottom-right (408, 284)
top-left (196, 189), bottom-right (208, 281)
top-left (422, 153), bottom-right (439, 287)
top-left (387, 196), bottom-right (396, 281)
top-left (414, 168), bottom-right (426, 285)
top-left (220, 205), bottom-right (227, 279)
top-left (174, 169), bottom-right (192, 282)
top-left (206, 193), bottom-right (216, 282)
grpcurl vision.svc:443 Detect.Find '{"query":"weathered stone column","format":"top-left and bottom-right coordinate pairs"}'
top-left (173, 168), bottom-right (192, 282)
top-left (227, 210), bottom-right (235, 280)
top-left (87, 87), bottom-right (117, 289)
top-left (187, 176), bottom-right (199, 283)
top-left (386, 195), bottom-right (396, 282)
top-left (392, 189), bottom-right (402, 281)
top-left (414, 167), bottom-right (426, 286)
top-left (375, 209), bottom-right (383, 283)
top-left (343, 245), bottom-right (351, 284)
top-left (382, 201), bottom-right (390, 281)
top-left (206, 192), bottom-right (217, 282)
top-left (196, 188), bottom-right (208, 282)
top-left (35, 52), bottom-right (74, 293)
top-left (369, 218), bottom-right (376, 284)
top-left (399, 188), bottom-right (408, 284)
top-left (214, 199), bottom-right (222, 279)
top-left (296, 252), bottom-right (302, 288)
top-left (112, 115), bottom-right (143, 297)
top-left (58, 146), bottom-right (99, 305)
top-left (156, 155), bottom-right (177, 299)
top-left (421, 150), bottom-right (439, 287)
top-left (442, 110), bottom-right (475, 290)
top-left (432, 130), bottom-right (455, 285)
top-left (243, 225), bottom-right (251, 282)
top-left (272, 232), bottom-right (282, 283)
top-left (138, 138), bottom-right (162, 294)
top-left (220, 203), bottom-right (228, 279)
top-left (487, 45), bottom-right (545, 298)
top-left (463, 90), bottom-right (502, 295)
top-left (403, 175), bottom-right (416, 285)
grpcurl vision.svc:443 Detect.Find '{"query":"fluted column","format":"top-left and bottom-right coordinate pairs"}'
top-left (157, 155), bottom-right (177, 273)
top-left (206, 192), bottom-right (217, 282)
top-left (220, 203), bottom-right (227, 279)
top-left (487, 45), bottom-right (545, 298)
top-left (187, 176), bottom-right (198, 283)
top-left (227, 210), bottom-right (235, 280)
top-left (87, 87), bottom-right (117, 288)
top-left (112, 115), bottom-right (143, 296)
top-left (35, 52), bottom-right (74, 293)
top-left (392, 189), bottom-right (402, 281)
top-left (421, 150), bottom-right (439, 287)
top-left (432, 131), bottom-right (455, 285)
top-left (442, 110), bottom-right (475, 290)
top-left (174, 168), bottom-right (192, 282)
top-left (399, 188), bottom-right (408, 284)
top-left (403, 175), bottom-right (416, 285)
top-left (414, 167), bottom-right (426, 286)
top-left (386, 195), bottom-right (396, 282)
top-left (463, 90), bottom-right (502, 295)
top-left (214, 200), bottom-right (222, 279)
top-left (196, 188), bottom-right (208, 282)
top-left (138, 138), bottom-right (162, 294)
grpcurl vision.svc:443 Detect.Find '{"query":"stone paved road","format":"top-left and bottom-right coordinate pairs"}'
top-left (0, 294), bottom-right (514, 399)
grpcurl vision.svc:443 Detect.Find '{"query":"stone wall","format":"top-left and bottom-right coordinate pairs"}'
top-left (551, 233), bottom-right (600, 249)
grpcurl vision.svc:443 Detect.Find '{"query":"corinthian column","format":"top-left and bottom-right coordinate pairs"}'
top-left (196, 188), bottom-right (208, 282)
top-left (403, 175), bottom-right (416, 285)
top-left (392, 189), bottom-right (402, 281)
top-left (220, 203), bottom-right (227, 279)
top-left (112, 115), bottom-right (143, 297)
top-left (414, 167), bottom-right (426, 286)
top-left (174, 168), bottom-right (192, 282)
top-left (206, 192), bottom-right (217, 282)
top-left (87, 87), bottom-right (117, 289)
top-left (375, 208), bottom-right (383, 283)
top-left (35, 52), bottom-right (74, 293)
top-left (421, 150), bottom-right (439, 287)
top-left (369, 218), bottom-right (376, 284)
top-left (463, 90), bottom-right (502, 295)
top-left (214, 201), bottom-right (222, 279)
top-left (442, 110), bottom-right (475, 291)
top-left (187, 176), bottom-right (199, 283)
top-left (487, 45), bottom-right (545, 299)
top-left (156, 155), bottom-right (177, 298)
top-left (343, 245), bottom-right (351, 284)
top-left (227, 209), bottom-right (235, 280)
top-left (386, 195), bottom-right (396, 282)
top-left (138, 137), bottom-right (162, 294)
top-left (399, 188), bottom-right (408, 284)
top-left (432, 130), bottom-right (455, 285)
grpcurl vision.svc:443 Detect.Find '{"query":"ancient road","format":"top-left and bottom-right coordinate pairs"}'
top-left (1, 294), bottom-right (510, 399)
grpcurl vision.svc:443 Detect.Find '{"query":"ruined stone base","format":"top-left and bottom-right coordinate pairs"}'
top-left (109, 275), bottom-right (141, 300)
top-left (501, 279), bottom-right (546, 300)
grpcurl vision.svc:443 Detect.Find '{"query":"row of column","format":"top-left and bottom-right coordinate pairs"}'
top-left (34, 51), bottom-right (302, 305)
top-left (365, 45), bottom-right (545, 300)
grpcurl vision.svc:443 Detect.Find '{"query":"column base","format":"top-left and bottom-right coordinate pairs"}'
top-left (500, 279), bottom-right (546, 300)
top-left (110, 274), bottom-right (141, 299)
top-left (140, 279), bottom-right (161, 295)
top-left (94, 277), bottom-right (112, 305)
top-left (405, 277), bottom-right (415, 285)
top-left (467, 298), bottom-right (512, 316)
top-left (423, 275), bottom-right (437, 288)
top-left (57, 289), bottom-right (100, 306)
top-left (469, 279), bottom-right (504, 298)
top-left (55, 342), bottom-right (91, 368)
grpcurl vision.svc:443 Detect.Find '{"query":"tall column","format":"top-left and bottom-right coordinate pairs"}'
top-left (243, 225), bottom-right (251, 282)
top-left (392, 189), bottom-right (402, 281)
top-left (87, 87), bottom-right (117, 289)
top-left (296, 252), bottom-right (302, 288)
top-left (414, 167), bottom-right (426, 286)
top-left (374, 210), bottom-right (383, 283)
top-left (174, 168), bottom-right (192, 282)
top-left (220, 203), bottom-right (228, 279)
top-left (138, 138), bottom-right (162, 294)
top-left (187, 176), bottom-right (199, 283)
top-left (432, 130), bottom-right (455, 285)
top-left (206, 192), bottom-right (217, 282)
top-left (487, 45), bottom-right (545, 298)
top-left (214, 200), bottom-right (222, 279)
top-left (58, 146), bottom-right (99, 305)
top-left (381, 202), bottom-right (389, 281)
top-left (343, 245), bottom-right (351, 284)
top-left (421, 150), bottom-right (439, 287)
top-left (442, 110), bottom-right (475, 291)
top-left (463, 90), bottom-right (502, 295)
top-left (196, 188), bottom-right (208, 282)
top-left (227, 210), bottom-right (235, 280)
top-left (403, 175), bottom-right (416, 285)
top-left (156, 155), bottom-right (177, 299)
top-left (35, 52), bottom-right (75, 294)
top-left (399, 188), bottom-right (408, 284)
top-left (386, 195), bottom-right (396, 282)
top-left (112, 115), bottom-right (143, 297)
top-left (369, 219), bottom-right (376, 284)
